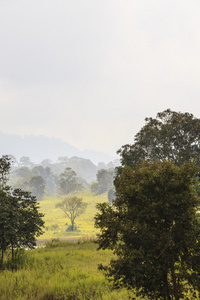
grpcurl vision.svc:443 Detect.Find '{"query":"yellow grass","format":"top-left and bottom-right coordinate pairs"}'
top-left (0, 241), bottom-right (140, 300)
top-left (38, 191), bottom-right (108, 240)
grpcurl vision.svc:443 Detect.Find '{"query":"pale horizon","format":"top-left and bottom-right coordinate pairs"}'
top-left (1, 0), bottom-right (200, 158)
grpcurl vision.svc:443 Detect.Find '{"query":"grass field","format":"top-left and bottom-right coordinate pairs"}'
top-left (1, 193), bottom-right (197, 299)
top-left (0, 240), bottom-right (140, 300)
top-left (0, 193), bottom-right (142, 299)
top-left (38, 191), bottom-right (108, 240)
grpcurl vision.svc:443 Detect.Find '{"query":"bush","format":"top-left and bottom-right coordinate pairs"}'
top-left (66, 224), bottom-right (79, 232)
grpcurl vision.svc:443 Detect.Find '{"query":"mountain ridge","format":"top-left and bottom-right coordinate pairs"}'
top-left (0, 132), bottom-right (117, 165)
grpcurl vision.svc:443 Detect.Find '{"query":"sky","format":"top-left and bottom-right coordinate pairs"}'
top-left (1, 0), bottom-right (200, 159)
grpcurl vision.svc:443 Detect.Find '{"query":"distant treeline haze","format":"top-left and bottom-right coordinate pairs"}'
top-left (8, 155), bottom-right (119, 201)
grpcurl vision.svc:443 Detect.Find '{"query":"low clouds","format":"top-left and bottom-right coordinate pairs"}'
top-left (0, 0), bottom-right (200, 156)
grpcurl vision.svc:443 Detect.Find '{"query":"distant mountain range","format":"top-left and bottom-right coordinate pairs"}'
top-left (0, 132), bottom-right (117, 165)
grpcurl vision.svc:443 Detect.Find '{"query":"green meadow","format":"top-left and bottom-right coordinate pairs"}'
top-left (0, 240), bottom-right (139, 300)
top-left (38, 191), bottom-right (108, 240)
top-left (0, 192), bottom-right (197, 299)
top-left (0, 192), bottom-right (142, 299)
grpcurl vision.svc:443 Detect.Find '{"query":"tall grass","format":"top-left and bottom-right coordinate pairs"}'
top-left (0, 240), bottom-right (139, 300)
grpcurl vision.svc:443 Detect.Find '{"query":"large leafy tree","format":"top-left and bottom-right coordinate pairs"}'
top-left (0, 156), bottom-right (44, 268)
top-left (11, 189), bottom-right (44, 248)
top-left (0, 190), bottom-right (16, 266)
top-left (55, 196), bottom-right (87, 231)
top-left (95, 160), bottom-right (200, 300)
top-left (118, 109), bottom-right (200, 168)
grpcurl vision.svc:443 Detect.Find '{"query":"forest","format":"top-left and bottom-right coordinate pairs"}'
top-left (1, 109), bottom-right (200, 300)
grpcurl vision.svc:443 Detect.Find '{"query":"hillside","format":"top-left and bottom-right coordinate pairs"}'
top-left (0, 132), bottom-right (117, 165)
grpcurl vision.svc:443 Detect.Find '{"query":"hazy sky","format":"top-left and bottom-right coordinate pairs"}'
top-left (1, 0), bottom-right (200, 157)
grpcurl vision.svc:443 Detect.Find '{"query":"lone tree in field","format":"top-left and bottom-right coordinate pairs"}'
top-left (55, 196), bottom-right (87, 231)
top-left (118, 109), bottom-right (200, 168)
top-left (95, 160), bottom-right (200, 300)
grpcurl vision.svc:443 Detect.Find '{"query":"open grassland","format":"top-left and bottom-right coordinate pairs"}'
top-left (38, 191), bottom-right (108, 240)
top-left (0, 240), bottom-right (140, 300)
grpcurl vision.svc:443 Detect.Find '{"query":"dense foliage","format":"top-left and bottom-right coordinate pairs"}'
top-left (0, 156), bottom-right (44, 268)
top-left (118, 109), bottom-right (200, 168)
top-left (11, 166), bottom-right (54, 199)
top-left (57, 167), bottom-right (84, 195)
top-left (91, 169), bottom-right (114, 195)
top-left (9, 156), bottom-right (119, 200)
top-left (95, 160), bottom-right (200, 300)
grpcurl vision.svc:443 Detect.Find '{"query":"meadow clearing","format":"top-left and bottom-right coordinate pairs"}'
top-left (38, 191), bottom-right (108, 241)
top-left (0, 192), bottom-right (140, 300)
top-left (0, 191), bottom-right (198, 300)
top-left (0, 240), bottom-right (140, 300)
top-left (1, 192), bottom-right (197, 299)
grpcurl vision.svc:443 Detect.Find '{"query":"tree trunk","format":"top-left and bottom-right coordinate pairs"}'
top-left (71, 220), bottom-right (74, 231)
top-left (1, 249), bottom-right (3, 269)
top-left (12, 244), bottom-right (14, 260)
top-left (169, 256), bottom-right (179, 300)
top-left (164, 272), bottom-right (171, 300)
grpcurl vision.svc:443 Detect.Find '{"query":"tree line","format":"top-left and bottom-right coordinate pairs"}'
top-left (9, 157), bottom-right (116, 201)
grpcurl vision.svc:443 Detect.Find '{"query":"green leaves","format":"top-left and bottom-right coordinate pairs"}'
top-left (57, 167), bottom-right (84, 195)
top-left (97, 109), bottom-right (200, 298)
top-left (0, 156), bottom-right (44, 268)
top-left (0, 155), bottom-right (12, 190)
top-left (0, 189), bottom-right (44, 254)
top-left (95, 160), bottom-right (200, 299)
top-left (91, 169), bottom-right (114, 195)
top-left (118, 109), bottom-right (200, 168)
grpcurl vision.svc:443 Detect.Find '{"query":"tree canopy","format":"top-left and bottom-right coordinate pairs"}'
top-left (118, 109), bottom-right (200, 168)
top-left (29, 175), bottom-right (46, 200)
top-left (57, 167), bottom-right (84, 195)
top-left (95, 160), bottom-right (200, 300)
top-left (91, 169), bottom-right (114, 195)
top-left (0, 156), bottom-right (44, 268)
top-left (0, 155), bottom-right (12, 190)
